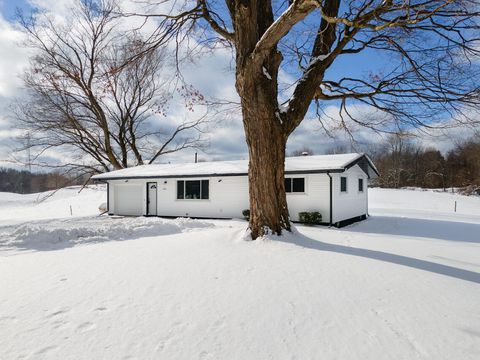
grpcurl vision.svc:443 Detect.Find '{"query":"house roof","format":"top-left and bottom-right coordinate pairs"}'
top-left (92, 153), bottom-right (379, 181)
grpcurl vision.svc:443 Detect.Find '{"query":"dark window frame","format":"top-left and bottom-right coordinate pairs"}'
top-left (176, 179), bottom-right (209, 200)
top-left (285, 177), bottom-right (305, 193)
top-left (340, 176), bottom-right (347, 193)
top-left (358, 178), bottom-right (364, 193)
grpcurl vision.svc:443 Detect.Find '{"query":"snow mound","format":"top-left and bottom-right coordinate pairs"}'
top-left (0, 216), bottom-right (214, 251)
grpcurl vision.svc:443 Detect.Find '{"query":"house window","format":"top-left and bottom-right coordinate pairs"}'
top-left (177, 180), bottom-right (209, 200)
top-left (285, 178), bottom-right (305, 193)
top-left (340, 177), bottom-right (347, 192)
top-left (358, 178), bottom-right (364, 192)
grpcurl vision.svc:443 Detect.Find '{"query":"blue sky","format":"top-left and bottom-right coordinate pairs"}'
top-left (0, 0), bottom-right (30, 20)
top-left (0, 0), bottom-right (476, 170)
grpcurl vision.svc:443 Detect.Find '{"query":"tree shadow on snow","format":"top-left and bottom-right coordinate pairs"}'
top-left (278, 232), bottom-right (480, 284)
top-left (347, 216), bottom-right (480, 243)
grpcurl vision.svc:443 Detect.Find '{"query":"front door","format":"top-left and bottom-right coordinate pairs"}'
top-left (147, 182), bottom-right (157, 216)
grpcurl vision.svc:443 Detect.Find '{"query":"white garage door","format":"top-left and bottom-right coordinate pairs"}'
top-left (114, 184), bottom-right (143, 216)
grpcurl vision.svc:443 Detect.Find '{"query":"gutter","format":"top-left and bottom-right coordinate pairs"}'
top-left (91, 168), bottom-right (346, 182)
top-left (327, 172), bottom-right (333, 227)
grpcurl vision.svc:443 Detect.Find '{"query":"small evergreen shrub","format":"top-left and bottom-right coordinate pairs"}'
top-left (242, 209), bottom-right (250, 221)
top-left (298, 211), bottom-right (322, 225)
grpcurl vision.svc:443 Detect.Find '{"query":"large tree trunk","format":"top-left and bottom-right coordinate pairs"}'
top-left (238, 65), bottom-right (290, 239)
top-left (245, 115), bottom-right (290, 239)
top-left (232, 1), bottom-right (293, 239)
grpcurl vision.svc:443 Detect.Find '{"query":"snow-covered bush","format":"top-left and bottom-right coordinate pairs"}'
top-left (242, 209), bottom-right (250, 221)
top-left (98, 203), bottom-right (107, 213)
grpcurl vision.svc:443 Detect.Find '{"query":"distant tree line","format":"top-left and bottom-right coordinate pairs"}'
top-left (3, 136), bottom-right (480, 194)
top-left (371, 136), bottom-right (480, 192)
top-left (0, 168), bottom-right (86, 194)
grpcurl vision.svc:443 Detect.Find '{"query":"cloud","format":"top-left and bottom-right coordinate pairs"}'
top-left (287, 103), bottom-right (480, 156)
top-left (410, 110), bottom-right (480, 154)
top-left (0, 16), bottom-right (28, 98)
top-left (0, 11), bottom-right (30, 169)
top-left (0, 0), bottom-right (478, 172)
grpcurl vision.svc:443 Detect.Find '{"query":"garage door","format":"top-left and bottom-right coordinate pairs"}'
top-left (114, 184), bottom-right (143, 215)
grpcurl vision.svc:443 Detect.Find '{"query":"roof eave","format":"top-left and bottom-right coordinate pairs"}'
top-left (91, 168), bottom-right (347, 181)
top-left (343, 154), bottom-right (380, 179)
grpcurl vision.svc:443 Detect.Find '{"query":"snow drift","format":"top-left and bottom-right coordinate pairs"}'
top-left (0, 217), bottom-right (213, 251)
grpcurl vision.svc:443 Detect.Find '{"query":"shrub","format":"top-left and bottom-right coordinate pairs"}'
top-left (242, 209), bottom-right (250, 221)
top-left (298, 211), bottom-right (322, 225)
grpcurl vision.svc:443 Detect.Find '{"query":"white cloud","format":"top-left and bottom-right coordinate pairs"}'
top-left (411, 110), bottom-right (480, 154)
top-left (0, 0), bottom-right (478, 170)
top-left (0, 12), bottom-right (30, 170)
top-left (0, 16), bottom-right (28, 98)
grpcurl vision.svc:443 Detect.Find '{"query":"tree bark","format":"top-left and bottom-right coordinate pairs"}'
top-left (244, 111), bottom-right (290, 239)
top-left (237, 58), bottom-right (290, 239)
top-left (232, 1), bottom-right (292, 239)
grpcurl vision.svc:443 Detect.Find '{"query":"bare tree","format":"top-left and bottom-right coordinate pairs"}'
top-left (132, 1), bottom-right (479, 238)
top-left (325, 143), bottom-right (350, 155)
top-left (14, 0), bottom-right (207, 177)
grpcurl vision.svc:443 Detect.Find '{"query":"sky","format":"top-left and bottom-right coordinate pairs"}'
top-left (0, 0), bottom-right (29, 20)
top-left (0, 0), bottom-right (477, 172)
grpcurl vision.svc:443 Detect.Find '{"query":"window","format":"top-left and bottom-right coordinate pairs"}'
top-left (200, 180), bottom-right (209, 199)
top-left (177, 181), bottom-right (184, 199)
top-left (358, 178), bottom-right (364, 192)
top-left (340, 177), bottom-right (347, 192)
top-left (177, 180), bottom-right (209, 200)
top-left (285, 178), bottom-right (305, 193)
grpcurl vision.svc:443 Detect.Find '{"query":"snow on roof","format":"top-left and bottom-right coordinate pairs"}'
top-left (92, 153), bottom-right (376, 180)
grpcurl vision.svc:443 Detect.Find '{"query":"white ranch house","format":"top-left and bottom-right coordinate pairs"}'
top-left (92, 153), bottom-right (378, 227)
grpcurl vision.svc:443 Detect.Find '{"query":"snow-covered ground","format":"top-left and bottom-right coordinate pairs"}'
top-left (0, 187), bottom-right (479, 359)
top-left (0, 186), bottom-right (106, 226)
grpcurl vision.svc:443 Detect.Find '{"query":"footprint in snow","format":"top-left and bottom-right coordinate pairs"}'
top-left (33, 345), bottom-right (58, 356)
top-left (0, 315), bottom-right (17, 323)
top-left (77, 322), bottom-right (97, 333)
top-left (46, 308), bottom-right (70, 319)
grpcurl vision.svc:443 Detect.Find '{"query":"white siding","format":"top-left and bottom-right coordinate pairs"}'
top-left (107, 170), bottom-right (367, 224)
top-left (107, 177), bottom-right (249, 218)
top-left (286, 174), bottom-right (330, 222)
top-left (331, 165), bottom-right (368, 223)
top-left (156, 176), bottom-right (250, 219)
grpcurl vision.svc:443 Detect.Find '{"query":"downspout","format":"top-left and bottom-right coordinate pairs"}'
top-left (327, 172), bottom-right (333, 227)
top-left (106, 182), bottom-right (110, 215)
top-left (366, 179), bottom-right (369, 218)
